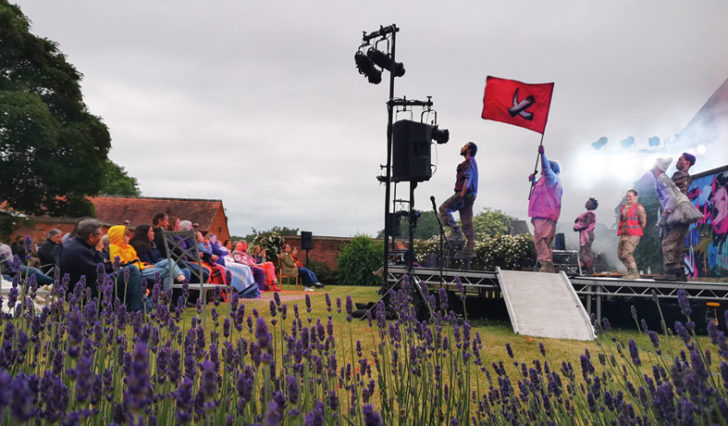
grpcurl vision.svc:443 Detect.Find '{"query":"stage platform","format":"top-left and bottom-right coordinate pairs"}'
top-left (386, 266), bottom-right (728, 324)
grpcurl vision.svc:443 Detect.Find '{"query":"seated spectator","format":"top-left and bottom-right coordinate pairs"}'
top-left (232, 241), bottom-right (280, 291)
top-left (37, 228), bottom-right (63, 269)
top-left (207, 234), bottom-right (227, 266)
top-left (280, 244), bottom-right (323, 291)
top-left (109, 225), bottom-right (187, 291)
top-left (194, 230), bottom-right (227, 285)
top-left (59, 219), bottom-right (143, 311)
top-left (130, 224), bottom-right (192, 284)
top-left (0, 242), bottom-right (54, 286)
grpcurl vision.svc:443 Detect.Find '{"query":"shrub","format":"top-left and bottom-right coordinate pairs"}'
top-left (252, 231), bottom-right (285, 262)
top-left (336, 235), bottom-right (383, 286)
top-left (414, 233), bottom-right (536, 270)
top-left (305, 259), bottom-right (337, 285)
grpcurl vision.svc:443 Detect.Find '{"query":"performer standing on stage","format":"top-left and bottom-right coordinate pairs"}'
top-left (528, 145), bottom-right (562, 273)
top-left (671, 152), bottom-right (696, 276)
top-left (672, 152), bottom-right (696, 196)
top-left (573, 198), bottom-right (598, 275)
top-left (439, 141), bottom-right (478, 258)
top-left (617, 189), bottom-right (646, 279)
top-left (651, 157), bottom-right (703, 281)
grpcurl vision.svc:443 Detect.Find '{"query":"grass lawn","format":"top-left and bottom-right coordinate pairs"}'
top-left (187, 284), bottom-right (714, 383)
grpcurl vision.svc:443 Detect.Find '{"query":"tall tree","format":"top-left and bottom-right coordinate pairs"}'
top-left (100, 160), bottom-right (141, 196)
top-left (0, 1), bottom-right (110, 216)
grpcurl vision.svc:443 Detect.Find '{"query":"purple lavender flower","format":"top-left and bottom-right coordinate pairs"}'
top-left (674, 321), bottom-right (692, 345)
top-left (124, 341), bottom-right (152, 414)
top-left (199, 359), bottom-right (218, 399)
top-left (269, 300), bottom-right (277, 318)
top-left (10, 373), bottom-right (35, 421)
top-left (628, 339), bottom-right (641, 365)
top-left (286, 375), bottom-right (299, 404)
top-left (539, 342), bottom-right (546, 357)
top-left (305, 294), bottom-right (312, 313)
top-left (23, 235), bottom-right (33, 255)
top-left (255, 317), bottom-right (272, 351)
top-left (677, 288), bottom-right (691, 317)
top-left (274, 291), bottom-right (282, 307)
top-left (601, 317), bottom-right (611, 331)
top-left (174, 378), bottom-right (194, 423)
top-left (304, 401), bottom-right (325, 425)
top-left (505, 343), bottom-right (514, 359)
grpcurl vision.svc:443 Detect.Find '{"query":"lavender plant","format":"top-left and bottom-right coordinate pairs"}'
top-left (1, 237), bottom-right (728, 425)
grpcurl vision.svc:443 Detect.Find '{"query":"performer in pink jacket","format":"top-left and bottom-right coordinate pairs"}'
top-left (528, 145), bottom-right (563, 273)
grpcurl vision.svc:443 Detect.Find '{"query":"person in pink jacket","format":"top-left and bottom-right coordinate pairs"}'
top-left (528, 145), bottom-right (563, 273)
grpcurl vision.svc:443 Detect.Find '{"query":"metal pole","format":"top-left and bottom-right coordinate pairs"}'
top-left (381, 27), bottom-right (397, 292)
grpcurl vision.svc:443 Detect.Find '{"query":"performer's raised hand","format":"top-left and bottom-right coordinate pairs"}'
top-left (528, 173), bottom-right (535, 182)
top-left (538, 145), bottom-right (544, 154)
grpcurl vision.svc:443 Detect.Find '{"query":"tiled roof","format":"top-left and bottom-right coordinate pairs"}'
top-left (90, 196), bottom-right (224, 230)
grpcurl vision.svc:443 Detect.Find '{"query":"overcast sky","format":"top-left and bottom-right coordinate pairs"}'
top-left (14, 0), bottom-right (728, 237)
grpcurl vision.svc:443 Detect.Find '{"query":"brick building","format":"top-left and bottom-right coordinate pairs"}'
top-left (5, 195), bottom-right (230, 246)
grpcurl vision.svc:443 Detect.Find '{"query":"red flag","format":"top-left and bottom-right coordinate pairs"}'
top-left (481, 76), bottom-right (554, 134)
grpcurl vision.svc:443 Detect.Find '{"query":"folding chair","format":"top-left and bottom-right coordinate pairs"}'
top-left (278, 255), bottom-right (300, 290)
top-left (162, 230), bottom-right (230, 324)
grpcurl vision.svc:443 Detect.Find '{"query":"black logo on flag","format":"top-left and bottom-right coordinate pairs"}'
top-left (508, 88), bottom-right (535, 121)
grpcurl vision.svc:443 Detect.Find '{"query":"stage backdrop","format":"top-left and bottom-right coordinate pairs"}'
top-left (686, 164), bottom-right (728, 278)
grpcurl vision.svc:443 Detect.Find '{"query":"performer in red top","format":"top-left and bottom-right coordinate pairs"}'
top-left (617, 189), bottom-right (646, 279)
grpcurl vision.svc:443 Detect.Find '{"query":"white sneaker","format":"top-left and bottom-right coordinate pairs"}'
top-left (304, 287), bottom-right (315, 292)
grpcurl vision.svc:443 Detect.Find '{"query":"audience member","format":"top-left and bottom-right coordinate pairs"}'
top-left (37, 228), bottom-right (63, 268)
top-left (59, 219), bottom-right (143, 311)
top-left (280, 244), bottom-right (322, 291)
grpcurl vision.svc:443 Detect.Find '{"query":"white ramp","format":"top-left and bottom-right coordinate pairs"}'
top-left (496, 268), bottom-right (595, 341)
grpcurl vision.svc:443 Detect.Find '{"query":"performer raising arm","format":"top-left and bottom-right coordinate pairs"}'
top-left (439, 142), bottom-right (479, 258)
top-left (528, 145), bottom-right (562, 273)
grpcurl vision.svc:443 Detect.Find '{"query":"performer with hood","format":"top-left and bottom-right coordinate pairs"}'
top-left (528, 145), bottom-right (562, 272)
top-left (651, 157), bottom-right (703, 280)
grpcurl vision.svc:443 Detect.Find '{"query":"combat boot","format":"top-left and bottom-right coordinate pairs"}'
top-left (538, 261), bottom-right (555, 273)
top-left (656, 263), bottom-right (679, 281)
top-left (623, 268), bottom-right (640, 280)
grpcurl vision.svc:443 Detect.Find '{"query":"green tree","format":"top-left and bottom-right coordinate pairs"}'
top-left (472, 208), bottom-right (514, 239)
top-left (100, 160), bottom-right (141, 196)
top-left (0, 2), bottom-right (110, 216)
top-left (376, 211), bottom-right (441, 240)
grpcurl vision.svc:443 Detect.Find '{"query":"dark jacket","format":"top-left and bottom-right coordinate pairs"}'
top-left (37, 239), bottom-right (59, 267)
top-left (59, 237), bottom-right (105, 296)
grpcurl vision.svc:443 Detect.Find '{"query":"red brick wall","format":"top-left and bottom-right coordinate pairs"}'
top-left (207, 208), bottom-right (230, 242)
top-left (8, 217), bottom-right (113, 248)
top-left (283, 236), bottom-right (355, 271)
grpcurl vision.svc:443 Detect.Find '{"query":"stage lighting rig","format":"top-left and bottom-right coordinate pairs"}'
top-left (621, 136), bottom-right (635, 149)
top-left (354, 50), bottom-right (382, 84)
top-left (591, 137), bottom-right (607, 151)
top-left (648, 136), bottom-right (661, 147)
top-left (367, 48), bottom-right (405, 77)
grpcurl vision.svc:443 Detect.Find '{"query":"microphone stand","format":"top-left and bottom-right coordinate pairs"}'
top-left (430, 195), bottom-right (448, 287)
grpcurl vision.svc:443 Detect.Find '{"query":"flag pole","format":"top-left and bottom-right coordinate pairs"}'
top-left (528, 132), bottom-right (546, 199)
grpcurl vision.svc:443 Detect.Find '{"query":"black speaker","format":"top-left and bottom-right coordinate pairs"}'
top-left (392, 120), bottom-right (432, 182)
top-left (554, 233), bottom-right (565, 250)
top-left (301, 231), bottom-right (313, 250)
top-left (388, 213), bottom-right (402, 237)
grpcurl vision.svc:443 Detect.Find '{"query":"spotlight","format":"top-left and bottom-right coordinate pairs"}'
top-left (591, 137), bottom-right (607, 151)
top-left (620, 136), bottom-right (635, 149)
top-left (367, 48), bottom-right (405, 77)
top-left (354, 50), bottom-right (381, 84)
top-left (431, 125), bottom-right (449, 144)
top-left (648, 136), bottom-right (660, 147)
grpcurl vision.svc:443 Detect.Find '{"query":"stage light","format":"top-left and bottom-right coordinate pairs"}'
top-left (591, 137), bottom-right (607, 151)
top-left (621, 136), bottom-right (635, 149)
top-left (354, 50), bottom-right (382, 84)
top-left (431, 125), bottom-right (449, 144)
top-left (367, 48), bottom-right (405, 77)
top-left (697, 144), bottom-right (706, 154)
top-left (648, 136), bottom-right (660, 147)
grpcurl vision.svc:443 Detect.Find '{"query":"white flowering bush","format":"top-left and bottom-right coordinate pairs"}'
top-left (252, 231), bottom-right (286, 262)
top-left (414, 234), bottom-right (536, 271)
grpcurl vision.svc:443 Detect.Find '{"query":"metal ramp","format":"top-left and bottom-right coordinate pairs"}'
top-left (496, 268), bottom-right (596, 341)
